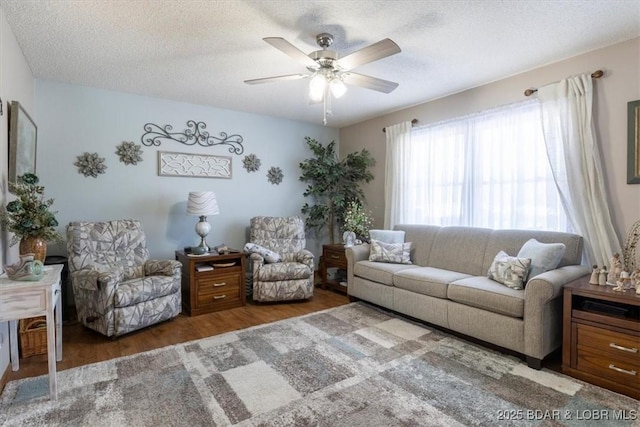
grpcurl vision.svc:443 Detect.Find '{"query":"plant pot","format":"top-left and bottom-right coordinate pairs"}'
top-left (19, 236), bottom-right (47, 262)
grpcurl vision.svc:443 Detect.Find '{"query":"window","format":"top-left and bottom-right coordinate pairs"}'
top-left (404, 100), bottom-right (567, 231)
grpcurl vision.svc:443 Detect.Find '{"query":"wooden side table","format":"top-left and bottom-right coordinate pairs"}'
top-left (175, 250), bottom-right (246, 316)
top-left (321, 244), bottom-right (348, 294)
top-left (562, 277), bottom-right (639, 399)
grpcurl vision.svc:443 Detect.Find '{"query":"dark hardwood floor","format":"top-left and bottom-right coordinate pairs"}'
top-left (7, 287), bottom-right (349, 382)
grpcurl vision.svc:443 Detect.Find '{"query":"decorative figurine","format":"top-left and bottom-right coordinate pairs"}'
top-left (589, 265), bottom-right (599, 285)
top-left (607, 252), bottom-right (623, 285)
top-left (598, 266), bottom-right (608, 286)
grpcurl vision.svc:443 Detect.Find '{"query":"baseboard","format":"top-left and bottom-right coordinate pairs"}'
top-left (0, 363), bottom-right (9, 395)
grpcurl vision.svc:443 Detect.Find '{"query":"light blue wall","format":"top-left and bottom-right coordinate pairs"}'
top-left (35, 80), bottom-right (338, 261)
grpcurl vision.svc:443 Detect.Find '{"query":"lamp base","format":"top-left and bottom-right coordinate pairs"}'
top-left (194, 215), bottom-right (212, 252)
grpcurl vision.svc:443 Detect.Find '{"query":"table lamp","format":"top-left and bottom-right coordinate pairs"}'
top-left (186, 191), bottom-right (219, 254)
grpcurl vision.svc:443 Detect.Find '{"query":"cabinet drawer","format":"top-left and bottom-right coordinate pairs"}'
top-left (324, 249), bottom-right (347, 268)
top-left (576, 347), bottom-right (639, 389)
top-left (577, 324), bottom-right (639, 366)
top-left (197, 272), bottom-right (241, 296)
top-left (196, 286), bottom-right (241, 307)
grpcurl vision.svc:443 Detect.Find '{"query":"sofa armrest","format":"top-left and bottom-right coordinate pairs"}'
top-left (523, 265), bottom-right (590, 359)
top-left (346, 243), bottom-right (370, 287)
top-left (144, 259), bottom-right (182, 278)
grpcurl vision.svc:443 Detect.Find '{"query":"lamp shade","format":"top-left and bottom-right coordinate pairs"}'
top-left (186, 191), bottom-right (219, 216)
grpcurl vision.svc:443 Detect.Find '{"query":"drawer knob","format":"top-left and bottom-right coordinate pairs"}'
top-left (609, 343), bottom-right (638, 353)
top-left (213, 282), bottom-right (226, 287)
top-left (330, 255), bottom-right (340, 259)
top-left (608, 364), bottom-right (637, 376)
top-left (213, 295), bottom-right (227, 300)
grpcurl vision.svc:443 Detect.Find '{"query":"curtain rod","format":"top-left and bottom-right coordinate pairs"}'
top-left (382, 118), bottom-right (418, 133)
top-left (524, 69), bottom-right (604, 97)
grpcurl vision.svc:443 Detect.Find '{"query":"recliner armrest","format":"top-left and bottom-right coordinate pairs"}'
top-left (71, 268), bottom-right (124, 291)
top-left (283, 249), bottom-right (315, 269)
top-left (249, 252), bottom-right (265, 272)
top-left (145, 259), bottom-right (181, 278)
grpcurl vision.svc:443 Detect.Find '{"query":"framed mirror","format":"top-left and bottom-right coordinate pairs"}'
top-left (8, 100), bottom-right (37, 183)
top-left (628, 99), bottom-right (640, 184)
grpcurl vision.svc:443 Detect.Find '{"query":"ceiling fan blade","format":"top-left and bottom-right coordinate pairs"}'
top-left (263, 37), bottom-right (319, 70)
top-left (244, 74), bottom-right (309, 85)
top-left (336, 38), bottom-right (401, 71)
top-left (342, 72), bottom-right (399, 93)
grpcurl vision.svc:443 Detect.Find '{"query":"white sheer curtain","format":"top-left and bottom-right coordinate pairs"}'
top-left (394, 100), bottom-right (566, 231)
top-left (384, 121), bottom-right (413, 229)
top-left (537, 74), bottom-right (621, 266)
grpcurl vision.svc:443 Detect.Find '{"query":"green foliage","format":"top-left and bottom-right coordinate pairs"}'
top-left (299, 137), bottom-right (375, 243)
top-left (0, 173), bottom-right (62, 246)
top-left (343, 201), bottom-right (373, 241)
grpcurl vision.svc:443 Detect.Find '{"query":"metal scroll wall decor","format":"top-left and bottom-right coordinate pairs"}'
top-left (267, 166), bottom-right (284, 185)
top-left (141, 120), bottom-right (244, 155)
top-left (242, 153), bottom-right (261, 172)
top-left (75, 152), bottom-right (107, 178)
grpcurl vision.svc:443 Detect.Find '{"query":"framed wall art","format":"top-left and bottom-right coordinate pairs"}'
top-left (628, 99), bottom-right (640, 184)
top-left (8, 101), bottom-right (37, 182)
top-left (158, 151), bottom-right (232, 178)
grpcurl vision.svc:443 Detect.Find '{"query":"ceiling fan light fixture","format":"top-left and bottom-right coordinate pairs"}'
top-left (309, 73), bottom-right (326, 101)
top-left (329, 77), bottom-right (347, 98)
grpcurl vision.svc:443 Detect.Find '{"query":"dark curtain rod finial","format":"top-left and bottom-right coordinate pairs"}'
top-left (524, 69), bottom-right (604, 97)
top-left (382, 118), bottom-right (418, 133)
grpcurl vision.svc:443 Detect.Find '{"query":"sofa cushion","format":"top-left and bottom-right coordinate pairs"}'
top-left (369, 239), bottom-right (412, 264)
top-left (243, 242), bottom-right (282, 263)
top-left (487, 251), bottom-right (531, 290)
top-left (394, 267), bottom-right (472, 298)
top-left (369, 229), bottom-right (405, 244)
top-left (517, 239), bottom-right (566, 280)
top-left (447, 276), bottom-right (525, 318)
top-left (353, 261), bottom-right (418, 286)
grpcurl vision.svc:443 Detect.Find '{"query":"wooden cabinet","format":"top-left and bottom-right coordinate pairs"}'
top-left (175, 251), bottom-right (245, 316)
top-left (321, 244), bottom-right (348, 294)
top-left (562, 278), bottom-right (639, 399)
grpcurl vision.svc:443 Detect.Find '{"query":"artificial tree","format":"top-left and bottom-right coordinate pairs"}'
top-left (299, 137), bottom-right (375, 244)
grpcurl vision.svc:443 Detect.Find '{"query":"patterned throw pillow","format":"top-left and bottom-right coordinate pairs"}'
top-left (487, 251), bottom-right (532, 290)
top-left (369, 239), bottom-right (412, 264)
top-left (243, 243), bottom-right (282, 263)
top-left (517, 239), bottom-right (566, 281)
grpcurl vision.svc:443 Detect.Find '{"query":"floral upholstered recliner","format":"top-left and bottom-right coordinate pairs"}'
top-left (67, 219), bottom-right (182, 337)
top-left (248, 216), bottom-right (314, 302)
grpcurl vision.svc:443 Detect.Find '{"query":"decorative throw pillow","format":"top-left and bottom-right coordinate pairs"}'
top-left (487, 251), bottom-right (532, 290)
top-left (369, 239), bottom-right (412, 264)
top-left (369, 229), bottom-right (406, 244)
top-left (517, 239), bottom-right (566, 280)
top-left (243, 243), bottom-right (282, 263)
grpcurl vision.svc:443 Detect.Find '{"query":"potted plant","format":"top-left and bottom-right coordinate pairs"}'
top-left (299, 137), bottom-right (375, 243)
top-left (342, 200), bottom-right (373, 246)
top-left (0, 173), bottom-right (62, 261)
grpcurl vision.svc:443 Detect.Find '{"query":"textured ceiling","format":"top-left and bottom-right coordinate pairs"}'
top-left (2, 0), bottom-right (639, 128)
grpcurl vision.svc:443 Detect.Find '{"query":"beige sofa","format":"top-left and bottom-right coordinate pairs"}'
top-left (346, 225), bottom-right (590, 369)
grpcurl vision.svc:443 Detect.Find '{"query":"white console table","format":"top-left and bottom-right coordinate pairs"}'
top-left (0, 264), bottom-right (63, 400)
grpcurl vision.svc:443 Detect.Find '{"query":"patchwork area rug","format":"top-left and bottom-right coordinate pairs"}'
top-left (1, 302), bottom-right (638, 426)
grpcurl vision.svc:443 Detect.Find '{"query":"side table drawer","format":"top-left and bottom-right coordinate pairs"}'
top-left (196, 272), bottom-right (242, 308)
top-left (577, 324), bottom-right (639, 366)
top-left (1, 290), bottom-right (46, 320)
top-left (324, 248), bottom-right (347, 269)
top-left (576, 348), bottom-right (639, 389)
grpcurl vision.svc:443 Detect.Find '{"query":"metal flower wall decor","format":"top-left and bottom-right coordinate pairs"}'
top-left (141, 120), bottom-right (244, 155)
top-left (116, 141), bottom-right (143, 165)
top-left (74, 152), bottom-right (107, 178)
top-left (242, 154), bottom-right (261, 172)
top-left (267, 166), bottom-right (283, 185)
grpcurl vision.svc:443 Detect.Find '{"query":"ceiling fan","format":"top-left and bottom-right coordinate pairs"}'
top-left (244, 33), bottom-right (401, 124)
